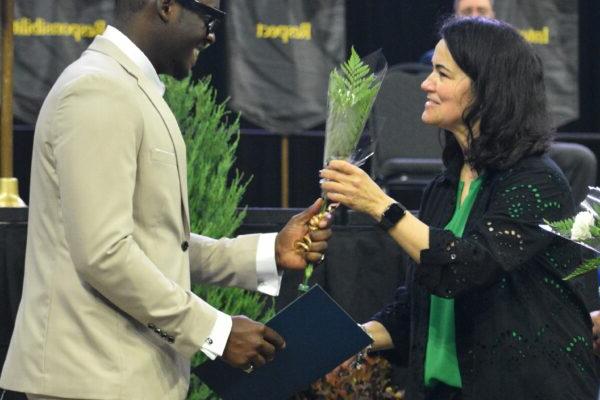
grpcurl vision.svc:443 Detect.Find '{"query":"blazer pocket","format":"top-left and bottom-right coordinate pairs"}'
top-left (150, 147), bottom-right (177, 166)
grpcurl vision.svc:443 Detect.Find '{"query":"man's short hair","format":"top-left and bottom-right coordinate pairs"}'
top-left (115, 0), bottom-right (147, 16)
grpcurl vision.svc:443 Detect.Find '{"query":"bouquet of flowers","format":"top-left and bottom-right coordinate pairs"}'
top-left (296, 48), bottom-right (388, 292)
top-left (542, 186), bottom-right (600, 280)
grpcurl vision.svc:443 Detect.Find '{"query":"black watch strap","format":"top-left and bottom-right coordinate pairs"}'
top-left (377, 202), bottom-right (407, 230)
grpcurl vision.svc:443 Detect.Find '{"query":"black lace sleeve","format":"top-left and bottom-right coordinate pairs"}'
top-left (415, 161), bottom-right (575, 298)
top-left (371, 284), bottom-right (411, 366)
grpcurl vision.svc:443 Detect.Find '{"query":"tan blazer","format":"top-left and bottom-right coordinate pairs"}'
top-left (0, 37), bottom-right (261, 399)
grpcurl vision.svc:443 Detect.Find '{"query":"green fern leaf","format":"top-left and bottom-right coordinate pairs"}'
top-left (564, 257), bottom-right (600, 280)
top-left (324, 47), bottom-right (383, 163)
top-left (544, 217), bottom-right (574, 237)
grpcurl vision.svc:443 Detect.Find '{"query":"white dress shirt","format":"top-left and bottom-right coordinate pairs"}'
top-left (101, 25), bottom-right (283, 359)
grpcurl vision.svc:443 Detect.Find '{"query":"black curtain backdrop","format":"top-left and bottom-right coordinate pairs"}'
top-left (201, 0), bottom-right (457, 207)
top-left (11, 0), bottom-right (600, 207)
top-left (572, 0), bottom-right (600, 133)
top-left (205, 0), bottom-right (600, 208)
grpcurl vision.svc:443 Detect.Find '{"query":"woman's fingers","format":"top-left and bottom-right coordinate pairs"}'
top-left (324, 191), bottom-right (348, 206)
top-left (320, 168), bottom-right (353, 185)
top-left (320, 160), bottom-right (392, 219)
top-left (328, 159), bottom-right (360, 174)
top-left (321, 180), bottom-right (350, 196)
top-left (321, 161), bottom-right (366, 178)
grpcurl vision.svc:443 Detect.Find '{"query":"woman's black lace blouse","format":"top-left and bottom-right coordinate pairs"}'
top-left (373, 154), bottom-right (600, 400)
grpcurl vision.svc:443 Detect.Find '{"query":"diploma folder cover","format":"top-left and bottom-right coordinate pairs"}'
top-left (194, 285), bottom-right (372, 400)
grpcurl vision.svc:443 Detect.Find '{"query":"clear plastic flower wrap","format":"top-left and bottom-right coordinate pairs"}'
top-left (296, 48), bottom-right (388, 293)
top-left (322, 48), bottom-right (388, 165)
top-left (541, 186), bottom-right (600, 280)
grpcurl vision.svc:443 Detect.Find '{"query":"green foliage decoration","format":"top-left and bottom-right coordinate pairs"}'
top-left (164, 75), bottom-right (248, 238)
top-left (564, 256), bottom-right (600, 281)
top-left (300, 47), bottom-right (385, 292)
top-left (323, 47), bottom-right (382, 164)
top-left (545, 217), bottom-right (575, 237)
top-left (163, 75), bottom-right (276, 400)
top-left (544, 197), bottom-right (600, 280)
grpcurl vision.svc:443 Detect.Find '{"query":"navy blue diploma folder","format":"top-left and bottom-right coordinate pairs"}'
top-left (193, 285), bottom-right (372, 400)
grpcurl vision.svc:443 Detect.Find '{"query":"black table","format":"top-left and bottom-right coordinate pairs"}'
top-left (0, 208), bottom-right (28, 400)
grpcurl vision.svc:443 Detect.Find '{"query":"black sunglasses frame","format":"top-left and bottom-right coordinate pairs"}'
top-left (177, 0), bottom-right (226, 35)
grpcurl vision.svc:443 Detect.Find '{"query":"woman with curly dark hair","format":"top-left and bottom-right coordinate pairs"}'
top-left (322, 17), bottom-right (599, 399)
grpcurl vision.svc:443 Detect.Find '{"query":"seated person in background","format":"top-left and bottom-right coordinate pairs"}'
top-left (419, 0), bottom-right (495, 64)
top-left (454, 0), bottom-right (495, 17)
top-left (322, 16), bottom-right (599, 400)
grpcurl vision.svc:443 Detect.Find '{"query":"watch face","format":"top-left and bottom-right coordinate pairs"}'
top-left (379, 202), bottom-right (406, 230)
top-left (386, 203), bottom-right (406, 222)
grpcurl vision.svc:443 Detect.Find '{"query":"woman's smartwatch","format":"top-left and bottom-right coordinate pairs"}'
top-left (377, 201), bottom-right (407, 230)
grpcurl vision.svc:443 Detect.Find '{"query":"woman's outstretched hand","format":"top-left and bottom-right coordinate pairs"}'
top-left (320, 160), bottom-right (394, 221)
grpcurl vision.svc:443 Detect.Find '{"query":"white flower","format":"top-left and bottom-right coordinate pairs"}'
top-left (570, 211), bottom-right (595, 241)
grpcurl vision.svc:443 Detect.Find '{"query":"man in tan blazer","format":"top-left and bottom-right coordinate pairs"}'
top-left (0, 1), bottom-right (331, 399)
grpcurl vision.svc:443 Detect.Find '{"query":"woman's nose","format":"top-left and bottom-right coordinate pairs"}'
top-left (421, 74), bottom-right (434, 92)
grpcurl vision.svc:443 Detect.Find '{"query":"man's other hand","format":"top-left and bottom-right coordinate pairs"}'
top-left (221, 316), bottom-right (285, 370)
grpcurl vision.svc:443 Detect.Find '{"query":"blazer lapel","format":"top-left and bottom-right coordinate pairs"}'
top-left (87, 37), bottom-right (191, 236)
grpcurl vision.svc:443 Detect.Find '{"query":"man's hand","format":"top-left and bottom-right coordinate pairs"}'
top-left (221, 316), bottom-right (285, 370)
top-left (591, 310), bottom-right (600, 356)
top-left (275, 198), bottom-right (333, 270)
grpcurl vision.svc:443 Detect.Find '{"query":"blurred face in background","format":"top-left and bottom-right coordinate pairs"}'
top-left (454, 0), bottom-right (495, 18)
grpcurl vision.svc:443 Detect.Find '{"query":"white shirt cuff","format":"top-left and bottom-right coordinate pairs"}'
top-left (200, 310), bottom-right (232, 360)
top-left (256, 233), bottom-right (283, 296)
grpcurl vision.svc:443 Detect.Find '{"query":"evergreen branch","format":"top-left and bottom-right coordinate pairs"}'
top-left (163, 75), bottom-right (275, 400)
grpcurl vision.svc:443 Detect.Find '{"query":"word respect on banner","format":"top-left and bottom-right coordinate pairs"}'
top-left (256, 22), bottom-right (312, 43)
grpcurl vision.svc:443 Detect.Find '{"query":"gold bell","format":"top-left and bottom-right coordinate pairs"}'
top-left (0, 177), bottom-right (27, 207)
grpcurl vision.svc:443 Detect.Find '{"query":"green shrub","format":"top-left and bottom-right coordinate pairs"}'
top-left (163, 76), bottom-right (276, 400)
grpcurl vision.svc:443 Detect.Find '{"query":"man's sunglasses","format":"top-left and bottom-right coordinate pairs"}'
top-left (177, 0), bottom-right (226, 35)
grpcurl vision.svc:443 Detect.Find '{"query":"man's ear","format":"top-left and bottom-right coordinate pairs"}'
top-left (155, 0), bottom-right (175, 23)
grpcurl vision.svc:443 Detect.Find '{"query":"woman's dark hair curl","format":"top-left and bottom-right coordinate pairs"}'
top-left (439, 16), bottom-right (552, 171)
